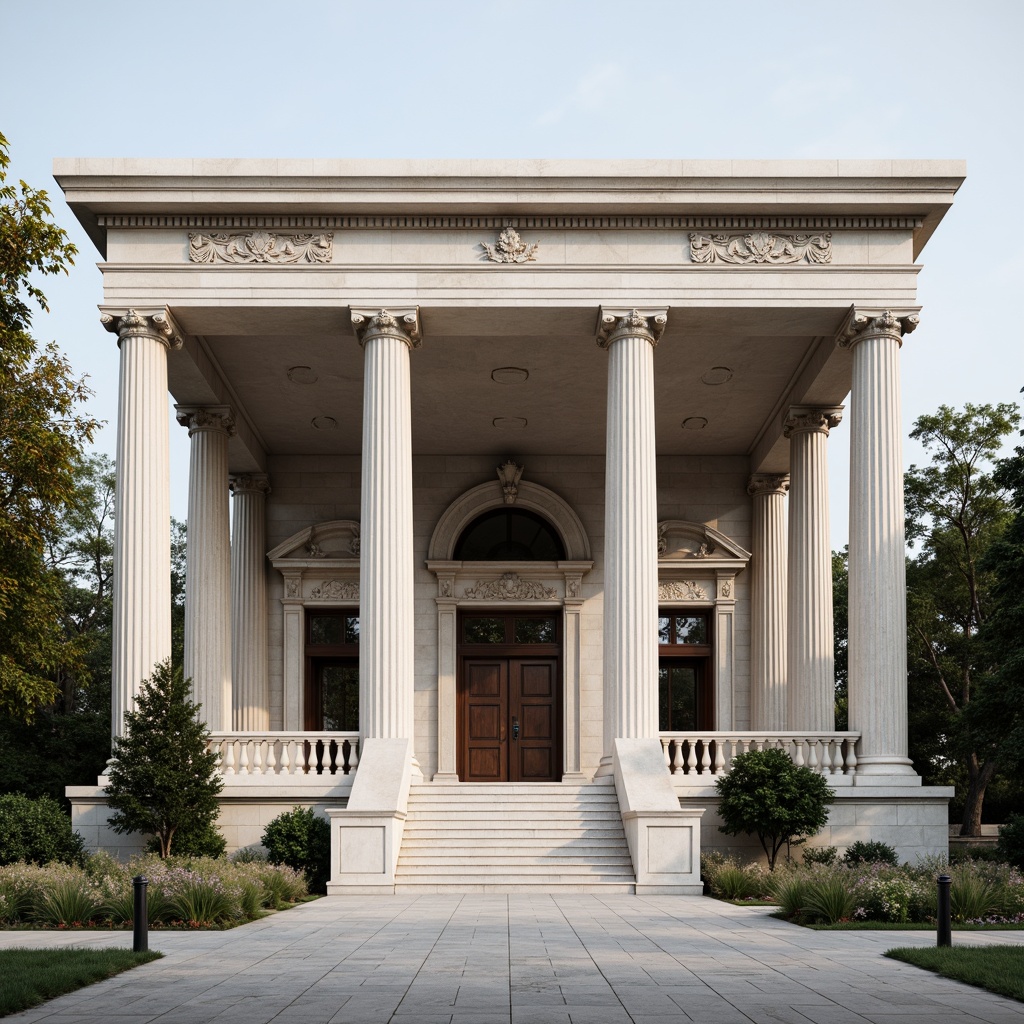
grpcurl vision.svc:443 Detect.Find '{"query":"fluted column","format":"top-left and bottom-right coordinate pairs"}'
top-left (748, 473), bottom-right (790, 730)
top-left (784, 406), bottom-right (842, 732)
top-left (176, 406), bottom-right (234, 731)
top-left (103, 309), bottom-right (181, 741)
top-left (597, 307), bottom-right (666, 773)
top-left (230, 473), bottom-right (271, 731)
top-left (352, 308), bottom-right (419, 750)
top-left (840, 309), bottom-right (919, 778)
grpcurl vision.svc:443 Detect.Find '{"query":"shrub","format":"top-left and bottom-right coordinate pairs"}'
top-left (950, 865), bottom-right (999, 922)
top-left (230, 845), bottom-right (268, 865)
top-left (34, 875), bottom-right (105, 926)
top-left (997, 814), bottom-right (1024, 871)
top-left (803, 846), bottom-right (838, 867)
top-left (708, 863), bottom-right (764, 901)
top-left (262, 807), bottom-right (330, 894)
top-left (949, 845), bottom-right (1007, 865)
top-left (715, 749), bottom-right (831, 870)
top-left (768, 872), bottom-right (811, 917)
top-left (843, 840), bottom-right (899, 867)
top-left (0, 794), bottom-right (85, 867)
top-left (803, 875), bottom-right (857, 923)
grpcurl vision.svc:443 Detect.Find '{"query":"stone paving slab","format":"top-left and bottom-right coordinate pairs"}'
top-left (3, 895), bottom-right (1024, 1023)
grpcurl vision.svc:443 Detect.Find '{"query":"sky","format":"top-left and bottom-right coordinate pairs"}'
top-left (4, 0), bottom-right (1023, 547)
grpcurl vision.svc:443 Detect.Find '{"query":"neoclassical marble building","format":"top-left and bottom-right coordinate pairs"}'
top-left (61, 160), bottom-right (961, 892)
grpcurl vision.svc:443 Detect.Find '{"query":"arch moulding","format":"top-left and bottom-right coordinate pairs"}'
top-left (428, 479), bottom-right (592, 562)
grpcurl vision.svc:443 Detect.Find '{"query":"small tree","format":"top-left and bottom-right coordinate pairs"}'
top-left (105, 661), bottom-right (223, 857)
top-left (716, 748), bottom-right (831, 870)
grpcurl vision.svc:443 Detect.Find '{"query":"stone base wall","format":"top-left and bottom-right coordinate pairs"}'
top-left (67, 785), bottom-right (348, 859)
top-left (679, 784), bottom-right (953, 866)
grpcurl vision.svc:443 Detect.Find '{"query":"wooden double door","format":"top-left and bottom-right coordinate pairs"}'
top-left (461, 657), bottom-right (561, 782)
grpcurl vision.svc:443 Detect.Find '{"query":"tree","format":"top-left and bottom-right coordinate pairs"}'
top-left (170, 518), bottom-right (186, 672)
top-left (715, 748), bottom-right (831, 870)
top-left (904, 403), bottom-right (1020, 836)
top-left (832, 547), bottom-right (849, 730)
top-left (104, 661), bottom-right (223, 858)
top-left (0, 131), bottom-right (98, 718)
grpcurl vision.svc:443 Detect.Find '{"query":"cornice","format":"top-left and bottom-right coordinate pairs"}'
top-left (95, 213), bottom-right (925, 231)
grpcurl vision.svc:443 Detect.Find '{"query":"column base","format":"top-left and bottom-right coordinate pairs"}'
top-left (431, 772), bottom-right (460, 783)
top-left (854, 755), bottom-right (920, 786)
top-left (593, 755), bottom-right (614, 779)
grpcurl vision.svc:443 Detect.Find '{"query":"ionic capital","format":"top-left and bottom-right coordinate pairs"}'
top-left (747, 473), bottom-right (790, 497)
top-left (596, 307), bottom-right (668, 349)
top-left (837, 307), bottom-right (920, 349)
top-left (783, 406), bottom-right (843, 438)
top-left (175, 405), bottom-right (236, 438)
top-left (229, 473), bottom-right (271, 497)
top-left (351, 307), bottom-right (422, 349)
top-left (100, 307), bottom-right (183, 350)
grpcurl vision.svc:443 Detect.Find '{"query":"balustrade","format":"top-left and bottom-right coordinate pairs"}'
top-left (660, 731), bottom-right (859, 780)
top-left (207, 732), bottom-right (359, 778)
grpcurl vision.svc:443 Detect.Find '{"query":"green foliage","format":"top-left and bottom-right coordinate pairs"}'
top-left (707, 863), bottom-right (764, 900)
top-left (146, 820), bottom-right (225, 860)
top-left (0, 132), bottom-right (98, 720)
top-left (842, 840), bottom-right (899, 866)
top-left (997, 814), bottom-right (1024, 871)
top-left (262, 807), bottom-right (330, 893)
top-left (0, 948), bottom-right (161, 1018)
top-left (886, 946), bottom-right (1024, 1004)
top-left (950, 863), bottom-right (1000, 922)
top-left (715, 749), bottom-right (831, 870)
top-left (768, 872), bottom-right (811, 917)
top-left (0, 794), bottom-right (85, 866)
top-left (904, 403), bottom-right (1021, 835)
top-left (832, 547), bottom-right (849, 729)
top-left (803, 845), bottom-right (838, 867)
top-left (104, 661), bottom-right (223, 858)
top-left (803, 875), bottom-right (857, 924)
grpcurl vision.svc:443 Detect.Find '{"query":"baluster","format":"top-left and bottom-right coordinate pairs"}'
top-left (685, 739), bottom-right (698, 775)
top-left (713, 739), bottom-right (727, 775)
top-left (238, 740), bottom-right (250, 775)
top-left (222, 740), bottom-right (236, 775)
top-left (670, 739), bottom-right (683, 774)
top-left (820, 739), bottom-right (834, 775)
top-left (252, 740), bottom-right (264, 776)
top-left (700, 739), bottom-right (712, 774)
top-left (348, 737), bottom-right (359, 770)
top-left (792, 739), bottom-right (805, 768)
top-left (265, 740), bottom-right (277, 776)
top-left (661, 737), bottom-right (671, 769)
top-left (293, 738), bottom-right (308, 775)
top-left (844, 738), bottom-right (858, 776)
top-left (279, 740), bottom-right (291, 776)
top-left (807, 739), bottom-right (819, 772)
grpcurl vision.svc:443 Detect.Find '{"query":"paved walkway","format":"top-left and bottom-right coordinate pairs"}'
top-left (4, 895), bottom-right (1024, 1023)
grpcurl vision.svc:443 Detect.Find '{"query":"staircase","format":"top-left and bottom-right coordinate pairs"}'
top-left (394, 780), bottom-right (636, 892)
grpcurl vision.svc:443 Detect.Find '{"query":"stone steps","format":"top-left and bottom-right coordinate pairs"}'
top-left (394, 782), bottom-right (636, 893)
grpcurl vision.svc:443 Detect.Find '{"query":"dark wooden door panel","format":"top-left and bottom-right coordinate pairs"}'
top-left (463, 659), bottom-right (508, 782)
top-left (510, 658), bottom-right (560, 783)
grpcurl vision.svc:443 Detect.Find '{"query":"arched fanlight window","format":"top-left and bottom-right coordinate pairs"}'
top-left (454, 508), bottom-right (566, 561)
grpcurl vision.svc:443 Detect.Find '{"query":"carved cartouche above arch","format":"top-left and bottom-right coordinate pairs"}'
top-left (428, 479), bottom-right (591, 562)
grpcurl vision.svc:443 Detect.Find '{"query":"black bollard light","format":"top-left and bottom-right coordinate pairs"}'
top-left (936, 874), bottom-right (952, 947)
top-left (133, 875), bottom-right (149, 953)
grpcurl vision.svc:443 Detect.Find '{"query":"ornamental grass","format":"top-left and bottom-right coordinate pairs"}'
top-left (0, 853), bottom-right (307, 929)
top-left (702, 850), bottom-right (1024, 926)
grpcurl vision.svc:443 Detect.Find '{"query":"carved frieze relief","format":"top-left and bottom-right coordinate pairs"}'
top-left (659, 581), bottom-right (709, 601)
top-left (481, 226), bottom-right (539, 264)
top-left (188, 230), bottom-right (333, 264)
top-left (689, 232), bottom-right (832, 265)
top-left (309, 579), bottom-right (360, 601)
top-left (463, 572), bottom-right (557, 600)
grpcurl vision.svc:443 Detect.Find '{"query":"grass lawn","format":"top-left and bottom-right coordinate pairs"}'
top-left (0, 947), bottom-right (161, 1017)
top-left (886, 946), bottom-right (1024, 1003)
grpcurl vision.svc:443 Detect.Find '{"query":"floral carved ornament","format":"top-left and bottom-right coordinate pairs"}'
top-left (464, 573), bottom-right (556, 600)
top-left (189, 230), bottom-right (333, 264)
top-left (689, 232), bottom-right (831, 265)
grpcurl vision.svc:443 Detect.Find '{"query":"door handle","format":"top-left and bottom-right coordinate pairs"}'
top-left (512, 716), bottom-right (519, 741)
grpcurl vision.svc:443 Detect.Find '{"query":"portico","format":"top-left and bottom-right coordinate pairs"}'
top-left (60, 159), bottom-right (962, 885)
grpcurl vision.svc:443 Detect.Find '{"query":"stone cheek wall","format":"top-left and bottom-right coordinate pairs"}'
top-left (262, 453), bottom-right (752, 780)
